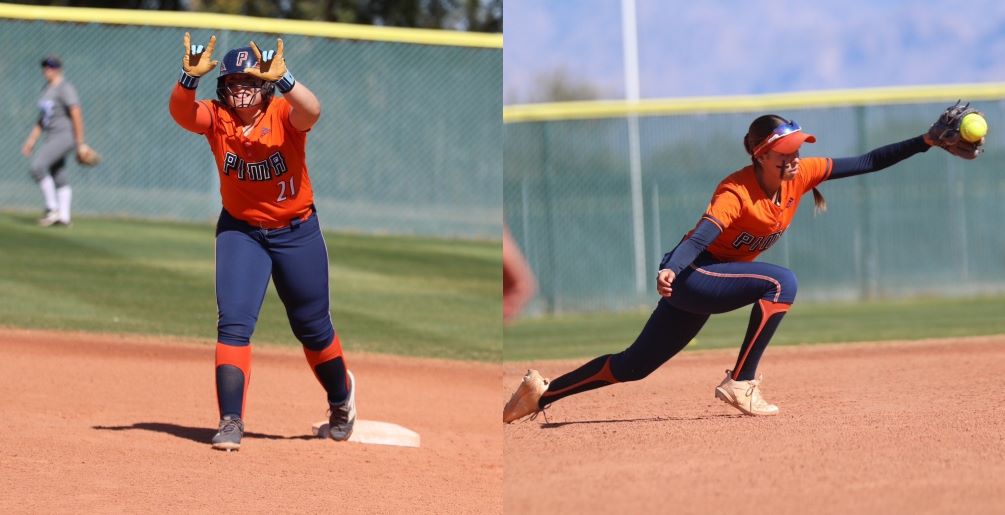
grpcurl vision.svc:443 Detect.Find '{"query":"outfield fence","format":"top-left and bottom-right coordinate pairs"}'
top-left (0, 5), bottom-right (501, 239)
top-left (505, 88), bottom-right (1005, 313)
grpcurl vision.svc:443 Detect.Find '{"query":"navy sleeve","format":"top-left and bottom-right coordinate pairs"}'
top-left (659, 218), bottom-right (723, 275)
top-left (829, 135), bottom-right (930, 180)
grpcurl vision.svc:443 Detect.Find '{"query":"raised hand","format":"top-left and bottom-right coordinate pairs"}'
top-left (182, 32), bottom-right (218, 77)
top-left (244, 39), bottom-right (288, 82)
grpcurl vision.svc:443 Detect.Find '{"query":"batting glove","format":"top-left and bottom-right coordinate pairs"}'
top-left (180, 32), bottom-right (218, 88)
top-left (245, 40), bottom-right (297, 93)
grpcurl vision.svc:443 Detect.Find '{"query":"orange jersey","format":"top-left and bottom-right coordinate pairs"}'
top-left (693, 157), bottom-right (832, 262)
top-left (169, 84), bottom-right (314, 227)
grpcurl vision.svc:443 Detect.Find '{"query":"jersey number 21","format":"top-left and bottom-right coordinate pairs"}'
top-left (277, 178), bottom-right (296, 202)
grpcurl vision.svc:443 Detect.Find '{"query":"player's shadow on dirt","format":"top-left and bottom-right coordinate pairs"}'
top-left (92, 423), bottom-right (317, 443)
top-left (538, 414), bottom-right (743, 428)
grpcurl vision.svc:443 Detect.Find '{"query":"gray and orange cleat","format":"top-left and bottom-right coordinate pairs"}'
top-left (328, 370), bottom-right (356, 441)
top-left (503, 369), bottom-right (549, 423)
top-left (211, 415), bottom-right (244, 451)
top-left (714, 369), bottom-right (779, 416)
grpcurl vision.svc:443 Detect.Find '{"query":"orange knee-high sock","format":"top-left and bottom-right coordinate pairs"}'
top-left (732, 299), bottom-right (791, 381)
top-left (215, 342), bottom-right (252, 419)
top-left (303, 334), bottom-right (350, 403)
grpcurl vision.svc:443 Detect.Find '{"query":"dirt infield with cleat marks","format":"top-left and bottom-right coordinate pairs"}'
top-left (0, 328), bottom-right (500, 514)
top-left (504, 336), bottom-right (1005, 515)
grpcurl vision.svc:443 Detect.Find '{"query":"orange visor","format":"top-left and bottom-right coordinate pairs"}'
top-left (751, 120), bottom-right (817, 156)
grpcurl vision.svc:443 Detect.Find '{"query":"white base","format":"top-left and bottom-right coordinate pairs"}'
top-left (312, 419), bottom-right (420, 448)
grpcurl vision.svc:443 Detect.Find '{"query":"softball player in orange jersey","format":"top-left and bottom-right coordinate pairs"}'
top-left (169, 33), bottom-right (354, 451)
top-left (505, 110), bottom-right (984, 422)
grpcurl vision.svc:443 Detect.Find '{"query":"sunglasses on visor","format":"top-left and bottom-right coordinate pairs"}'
top-left (752, 120), bottom-right (802, 156)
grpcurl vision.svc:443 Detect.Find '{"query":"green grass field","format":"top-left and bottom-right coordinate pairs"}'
top-left (0, 213), bottom-right (501, 361)
top-left (504, 296), bottom-right (1005, 361)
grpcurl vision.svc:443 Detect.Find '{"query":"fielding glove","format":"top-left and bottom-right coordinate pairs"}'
top-left (76, 144), bottom-right (101, 166)
top-left (926, 100), bottom-right (985, 160)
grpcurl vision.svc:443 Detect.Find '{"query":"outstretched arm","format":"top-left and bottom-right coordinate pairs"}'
top-left (830, 101), bottom-right (987, 180)
top-left (828, 135), bottom-right (931, 180)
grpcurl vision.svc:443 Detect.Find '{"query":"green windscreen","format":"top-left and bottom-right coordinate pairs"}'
top-left (1, 19), bottom-right (501, 238)
top-left (506, 102), bottom-right (1005, 313)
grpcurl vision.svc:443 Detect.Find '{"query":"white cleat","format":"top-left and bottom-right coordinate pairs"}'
top-left (503, 369), bottom-right (549, 423)
top-left (714, 369), bottom-right (779, 416)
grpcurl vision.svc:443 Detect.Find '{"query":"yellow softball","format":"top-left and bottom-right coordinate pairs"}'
top-left (960, 113), bottom-right (988, 143)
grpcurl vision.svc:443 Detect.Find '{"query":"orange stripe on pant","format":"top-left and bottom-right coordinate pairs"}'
top-left (545, 355), bottom-right (618, 398)
top-left (303, 334), bottom-right (350, 391)
top-left (215, 342), bottom-right (251, 417)
top-left (732, 299), bottom-right (790, 380)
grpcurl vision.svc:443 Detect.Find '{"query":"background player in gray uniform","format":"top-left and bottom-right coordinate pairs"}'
top-left (21, 56), bottom-right (90, 227)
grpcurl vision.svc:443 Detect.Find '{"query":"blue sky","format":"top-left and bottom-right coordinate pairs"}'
top-left (504, 0), bottom-right (1005, 104)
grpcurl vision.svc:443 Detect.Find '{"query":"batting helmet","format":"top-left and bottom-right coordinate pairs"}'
top-left (216, 46), bottom-right (275, 107)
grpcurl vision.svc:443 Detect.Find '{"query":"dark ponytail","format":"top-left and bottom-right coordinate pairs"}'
top-left (745, 114), bottom-right (827, 214)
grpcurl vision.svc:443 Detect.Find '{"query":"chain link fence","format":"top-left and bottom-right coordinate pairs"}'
top-left (0, 16), bottom-right (501, 239)
top-left (506, 100), bottom-right (1005, 313)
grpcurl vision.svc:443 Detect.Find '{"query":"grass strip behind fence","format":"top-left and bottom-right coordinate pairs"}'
top-left (504, 296), bottom-right (1005, 361)
top-left (0, 212), bottom-right (501, 361)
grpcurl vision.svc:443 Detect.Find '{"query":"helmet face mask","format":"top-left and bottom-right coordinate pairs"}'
top-left (221, 75), bottom-right (270, 108)
top-left (216, 47), bottom-right (275, 109)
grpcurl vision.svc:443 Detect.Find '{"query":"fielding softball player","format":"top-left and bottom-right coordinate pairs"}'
top-left (21, 55), bottom-right (95, 227)
top-left (505, 104), bottom-right (985, 422)
top-left (169, 33), bottom-right (355, 450)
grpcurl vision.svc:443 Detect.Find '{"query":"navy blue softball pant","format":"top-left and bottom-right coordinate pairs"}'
top-left (213, 208), bottom-right (348, 419)
top-left (539, 256), bottom-right (796, 408)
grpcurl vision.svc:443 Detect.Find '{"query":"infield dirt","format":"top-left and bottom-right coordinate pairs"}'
top-left (4, 329), bottom-right (1003, 514)
top-left (504, 336), bottom-right (1005, 515)
top-left (0, 328), bottom-right (501, 514)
